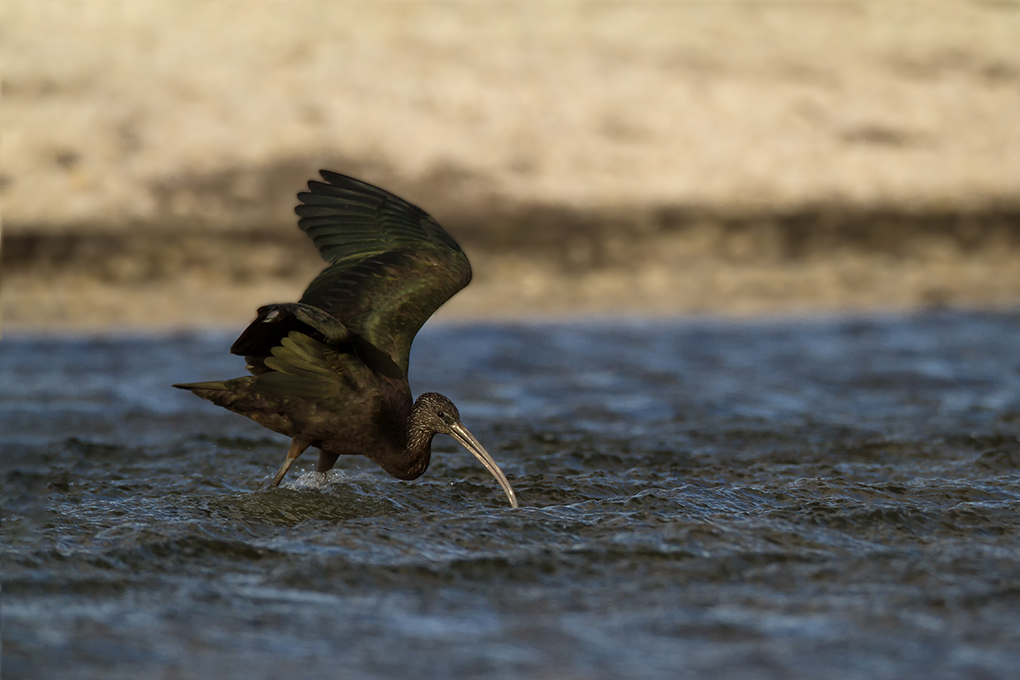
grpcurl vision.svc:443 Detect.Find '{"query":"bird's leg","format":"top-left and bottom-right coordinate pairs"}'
top-left (271, 438), bottom-right (311, 486)
top-left (316, 450), bottom-right (341, 474)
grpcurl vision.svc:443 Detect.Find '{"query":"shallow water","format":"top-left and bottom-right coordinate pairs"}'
top-left (4, 311), bottom-right (1020, 679)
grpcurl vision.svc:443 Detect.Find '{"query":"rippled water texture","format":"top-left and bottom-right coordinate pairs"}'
top-left (4, 311), bottom-right (1020, 679)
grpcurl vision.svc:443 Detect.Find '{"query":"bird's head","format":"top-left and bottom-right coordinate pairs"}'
top-left (414, 392), bottom-right (518, 508)
top-left (414, 392), bottom-right (462, 435)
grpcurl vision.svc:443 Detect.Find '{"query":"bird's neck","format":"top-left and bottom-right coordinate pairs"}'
top-left (375, 395), bottom-right (433, 481)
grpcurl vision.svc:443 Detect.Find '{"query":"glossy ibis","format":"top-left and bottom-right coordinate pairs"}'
top-left (174, 171), bottom-right (518, 508)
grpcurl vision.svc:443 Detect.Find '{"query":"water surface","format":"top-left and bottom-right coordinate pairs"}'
top-left (4, 311), bottom-right (1020, 679)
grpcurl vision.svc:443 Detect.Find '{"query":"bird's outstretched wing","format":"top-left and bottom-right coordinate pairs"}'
top-left (291, 171), bottom-right (472, 377)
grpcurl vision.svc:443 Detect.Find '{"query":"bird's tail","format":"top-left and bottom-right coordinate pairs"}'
top-left (173, 380), bottom-right (229, 392)
top-left (173, 380), bottom-right (243, 408)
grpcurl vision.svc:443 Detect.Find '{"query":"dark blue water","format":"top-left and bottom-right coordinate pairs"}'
top-left (4, 311), bottom-right (1020, 679)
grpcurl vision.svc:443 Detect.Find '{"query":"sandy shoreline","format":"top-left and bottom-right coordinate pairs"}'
top-left (3, 1), bottom-right (1019, 330)
top-left (6, 1), bottom-right (1020, 226)
top-left (6, 207), bottom-right (1020, 332)
top-left (9, 254), bottom-right (1017, 334)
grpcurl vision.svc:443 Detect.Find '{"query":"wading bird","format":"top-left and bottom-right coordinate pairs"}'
top-left (174, 171), bottom-right (518, 508)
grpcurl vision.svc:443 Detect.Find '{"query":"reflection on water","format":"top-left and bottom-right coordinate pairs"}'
top-left (3, 311), bottom-right (1020, 679)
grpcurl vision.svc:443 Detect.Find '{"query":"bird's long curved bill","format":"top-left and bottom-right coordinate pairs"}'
top-left (449, 422), bottom-right (518, 508)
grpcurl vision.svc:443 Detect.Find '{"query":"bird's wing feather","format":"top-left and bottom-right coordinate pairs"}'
top-left (251, 331), bottom-right (369, 401)
top-left (294, 171), bottom-right (472, 377)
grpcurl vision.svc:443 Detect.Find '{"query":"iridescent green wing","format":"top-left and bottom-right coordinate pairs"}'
top-left (294, 170), bottom-right (472, 377)
top-left (253, 331), bottom-right (372, 401)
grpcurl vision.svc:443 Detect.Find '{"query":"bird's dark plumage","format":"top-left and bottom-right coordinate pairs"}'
top-left (174, 171), bottom-right (517, 507)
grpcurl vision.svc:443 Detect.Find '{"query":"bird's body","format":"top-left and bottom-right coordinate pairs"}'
top-left (180, 349), bottom-right (422, 479)
top-left (175, 171), bottom-right (517, 507)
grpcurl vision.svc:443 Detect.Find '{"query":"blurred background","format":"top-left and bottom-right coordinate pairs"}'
top-left (3, 0), bottom-right (1020, 332)
top-left (6, 6), bottom-right (1020, 677)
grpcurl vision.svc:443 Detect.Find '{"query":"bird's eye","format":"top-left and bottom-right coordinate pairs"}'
top-left (437, 411), bottom-right (446, 419)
